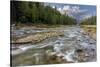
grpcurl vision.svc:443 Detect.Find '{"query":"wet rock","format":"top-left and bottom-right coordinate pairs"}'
top-left (91, 48), bottom-right (95, 51)
top-left (82, 32), bottom-right (87, 35)
top-left (76, 49), bottom-right (83, 53)
top-left (45, 50), bottom-right (56, 56)
top-left (77, 52), bottom-right (86, 62)
top-left (46, 50), bottom-right (67, 63)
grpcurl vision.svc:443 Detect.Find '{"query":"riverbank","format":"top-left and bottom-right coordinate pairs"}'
top-left (13, 23), bottom-right (62, 29)
top-left (12, 31), bottom-right (64, 44)
top-left (81, 25), bottom-right (96, 40)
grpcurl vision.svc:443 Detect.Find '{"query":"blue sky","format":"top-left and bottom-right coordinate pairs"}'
top-left (44, 3), bottom-right (96, 22)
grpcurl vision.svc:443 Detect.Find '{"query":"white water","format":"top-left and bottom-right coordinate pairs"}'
top-left (11, 26), bottom-right (96, 65)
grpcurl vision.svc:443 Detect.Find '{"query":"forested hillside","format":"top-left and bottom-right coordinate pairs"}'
top-left (11, 1), bottom-right (77, 25)
top-left (81, 16), bottom-right (96, 25)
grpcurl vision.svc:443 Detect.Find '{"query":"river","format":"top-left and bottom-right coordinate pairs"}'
top-left (11, 25), bottom-right (96, 66)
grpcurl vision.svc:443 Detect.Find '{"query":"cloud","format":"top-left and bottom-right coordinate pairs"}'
top-left (50, 4), bottom-right (94, 22)
top-left (57, 7), bottom-right (65, 15)
top-left (71, 6), bottom-right (80, 13)
top-left (81, 14), bottom-right (92, 20)
top-left (56, 5), bottom-right (89, 21)
top-left (62, 5), bottom-right (87, 14)
top-left (63, 5), bottom-right (70, 11)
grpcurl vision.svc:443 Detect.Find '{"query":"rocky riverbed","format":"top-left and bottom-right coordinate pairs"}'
top-left (11, 25), bottom-right (96, 66)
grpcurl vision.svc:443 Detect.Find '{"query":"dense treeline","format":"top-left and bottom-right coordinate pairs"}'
top-left (81, 16), bottom-right (96, 25)
top-left (11, 1), bottom-right (77, 25)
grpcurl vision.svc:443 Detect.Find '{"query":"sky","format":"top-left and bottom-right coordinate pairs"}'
top-left (44, 3), bottom-right (96, 22)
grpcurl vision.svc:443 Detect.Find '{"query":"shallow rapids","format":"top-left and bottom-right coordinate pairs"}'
top-left (11, 26), bottom-right (96, 66)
